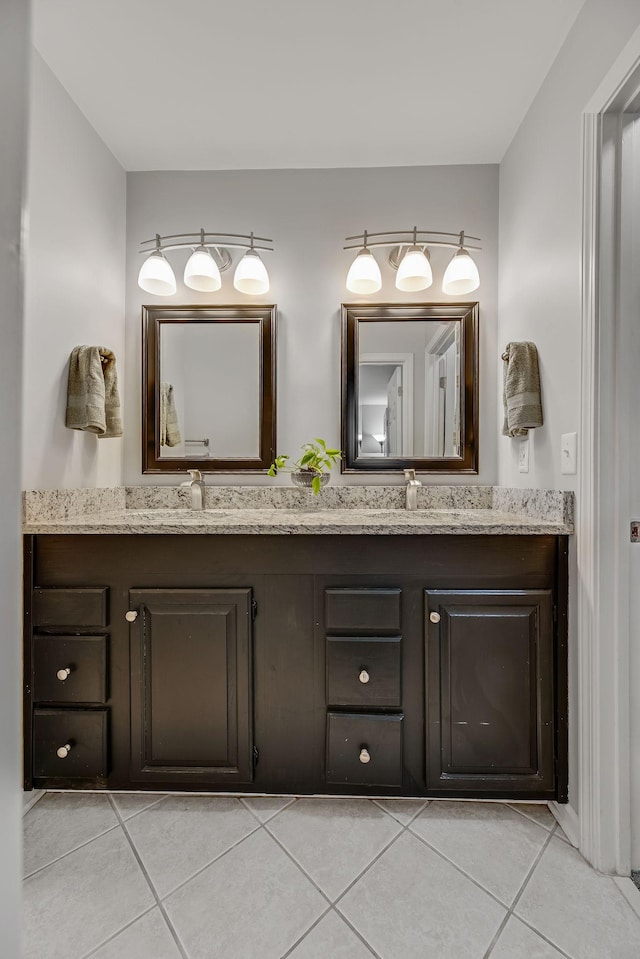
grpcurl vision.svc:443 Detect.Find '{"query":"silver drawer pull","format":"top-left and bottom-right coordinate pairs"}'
top-left (56, 667), bottom-right (71, 682)
top-left (359, 747), bottom-right (371, 764)
top-left (125, 610), bottom-right (138, 623)
top-left (358, 669), bottom-right (370, 684)
top-left (56, 743), bottom-right (72, 759)
top-left (429, 611), bottom-right (441, 624)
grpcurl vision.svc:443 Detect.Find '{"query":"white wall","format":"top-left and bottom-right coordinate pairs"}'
top-left (125, 165), bottom-right (499, 485)
top-left (498, 0), bottom-right (640, 859)
top-left (498, 0), bottom-right (640, 490)
top-left (0, 2), bottom-right (29, 954)
top-left (23, 52), bottom-right (126, 491)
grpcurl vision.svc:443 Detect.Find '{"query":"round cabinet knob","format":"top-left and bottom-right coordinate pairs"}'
top-left (429, 611), bottom-right (441, 624)
top-left (358, 669), bottom-right (370, 684)
top-left (359, 747), bottom-right (371, 764)
top-left (56, 667), bottom-right (71, 682)
top-left (56, 743), bottom-right (72, 759)
top-left (125, 610), bottom-right (138, 623)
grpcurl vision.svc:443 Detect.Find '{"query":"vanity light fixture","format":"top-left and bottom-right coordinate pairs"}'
top-left (183, 230), bottom-right (222, 292)
top-left (137, 236), bottom-right (178, 296)
top-left (344, 227), bottom-right (481, 296)
top-left (345, 230), bottom-right (383, 294)
top-left (137, 229), bottom-right (273, 297)
top-left (233, 235), bottom-right (270, 295)
top-left (441, 232), bottom-right (481, 295)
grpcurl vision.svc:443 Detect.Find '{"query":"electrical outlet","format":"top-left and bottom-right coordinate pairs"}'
top-left (561, 432), bottom-right (577, 474)
top-left (518, 437), bottom-right (530, 473)
top-left (631, 521), bottom-right (640, 543)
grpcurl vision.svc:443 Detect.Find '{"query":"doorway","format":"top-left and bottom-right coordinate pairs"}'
top-left (576, 43), bottom-right (640, 875)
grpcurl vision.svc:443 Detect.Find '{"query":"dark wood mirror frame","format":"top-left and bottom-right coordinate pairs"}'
top-left (341, 302), bottom-right (479, 473)
top-left (142, 304), bottom-right (277, 474)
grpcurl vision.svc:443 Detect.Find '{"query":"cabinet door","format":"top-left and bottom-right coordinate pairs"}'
top-left (425, 590), bottom-right (554, 796)
top-left (129, 588), bottom-right (253, 784)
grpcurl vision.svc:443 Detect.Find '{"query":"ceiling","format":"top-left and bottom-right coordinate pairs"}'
top-left (33, 0), bottom-right (586, 172)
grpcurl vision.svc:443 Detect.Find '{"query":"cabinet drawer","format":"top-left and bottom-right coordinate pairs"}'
top-left (327, 636), bottom-right (401, 708)
top-left (33, 635), bottom-right (108, 704)
top-left (34, 587), bottom-right (109, 628)
top-left (33, 708), bottom-right (109, 780)
top-left (325, 589), bottom-right (401, 633)
top-left (327, 712), bottom-right (403, 787)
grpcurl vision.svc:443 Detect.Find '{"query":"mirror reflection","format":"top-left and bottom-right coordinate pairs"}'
top-left (358, 320), bottom-right (461, 459)
top-left (158, 323), bottom-right (261, 459)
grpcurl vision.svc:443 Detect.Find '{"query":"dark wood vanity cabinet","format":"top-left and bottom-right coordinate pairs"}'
top-left (129, 588), bottom-right (254, 785)
top-left (23, 534), bottom-right (568, 802)
top-left (425, 590), bottom-right (555, 795)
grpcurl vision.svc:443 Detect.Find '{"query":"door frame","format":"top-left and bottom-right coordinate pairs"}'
top-left (566, 26), bottom-right (640, 874)
top-left (359, 352), bottom-right (414, 456)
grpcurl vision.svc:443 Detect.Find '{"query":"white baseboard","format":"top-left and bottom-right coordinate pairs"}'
top-left (549, 801), bottom-right (580, 847)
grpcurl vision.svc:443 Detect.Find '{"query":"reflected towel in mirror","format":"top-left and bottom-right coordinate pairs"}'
top-left (65, 346), bottom-right (123, 437)
top-left (160, 382), bottom-right (182, 447)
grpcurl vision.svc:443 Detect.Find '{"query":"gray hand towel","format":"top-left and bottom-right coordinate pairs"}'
top-left (65, 346), bottom-right (123, 438)
top-left (160, 382), bottom-right (182, 447)
top-left (502, 341), bottom-right (543, 437)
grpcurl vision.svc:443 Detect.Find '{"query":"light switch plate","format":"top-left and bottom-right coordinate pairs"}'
top-left (518, 437), bottom-right (530, 473)
top-left (561, 432), bottom-right (577, 474)
top-left (631, 521), bottom-right (640, 543)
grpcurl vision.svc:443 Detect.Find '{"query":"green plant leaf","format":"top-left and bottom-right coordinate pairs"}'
top-left (300, 451), bottom-right (314, 466)
top-left (267, 466), bottom-right (276, 476)
top-left (314, 438), bottom-right (327, 449)
top-left (312, 475), bottom-right (322, 495)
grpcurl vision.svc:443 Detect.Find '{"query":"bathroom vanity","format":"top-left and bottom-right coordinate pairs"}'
top-left (22, 488), bottom-right (571, 803)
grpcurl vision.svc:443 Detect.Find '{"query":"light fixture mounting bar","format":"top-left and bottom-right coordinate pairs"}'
top-left (139, 231), bottom-right (274, 254)
top-left (343, 229), bottom-right (481, 252)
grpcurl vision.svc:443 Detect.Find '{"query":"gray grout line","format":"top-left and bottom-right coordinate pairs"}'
top-left (406, 824), bottom-right (514, 911)
top-left (262, 825), bottom-right (335, 908)
top-left (482, 826), bottom-right (564, 959)
top-left (151, 820), bottom-right (263, 901)
top-left (331, 827), bottom-right (407, 908)
top-left (278, 905), bottom-right (334, 959)
top-left (507, 803), bottom-right (555, 833)
top-left (80, 904), bottom-right (159, 959)
top-left (110, 793), bottom-right (171, 823)
top-left (329, 907), bottom-right (384, 959)
top-left (22, 821), bottom-right (122, 881)
top-left (512, 914), bottom-right (574, 959)
top-left (371, 797), bottom-right (429, 826)
top-left (239, 794), bottom-right (298, 825)
top-left (107, 795), bottom-right (190, 959)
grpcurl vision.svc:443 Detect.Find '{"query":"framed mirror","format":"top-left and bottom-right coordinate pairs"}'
top-left (143, 304), bottom-right (276, 473)
top-left (341, 302), bottom-right (478, 473)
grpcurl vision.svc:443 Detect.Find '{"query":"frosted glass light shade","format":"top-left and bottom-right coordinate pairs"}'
top-left (395, 246), bottom-right (433, 292)
top-left (184, 246), bottom-right (222, 292)
top-left (442, 248), bottom-right (480, 295)
top-left (138, 251), bottom-right (177, 296)
top-left (233, 250), bottom-right (270, 295)
top-left (346, 249), bottom-right (382, 294)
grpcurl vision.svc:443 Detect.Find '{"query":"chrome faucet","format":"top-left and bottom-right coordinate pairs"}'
top-left (181, 469), bottom-right (205, 510)
top-left (403, 468), bottom-right (422, 511)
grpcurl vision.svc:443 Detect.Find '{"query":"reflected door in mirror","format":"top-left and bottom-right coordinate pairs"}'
top-left (358, 320), bottom-right (461, 460)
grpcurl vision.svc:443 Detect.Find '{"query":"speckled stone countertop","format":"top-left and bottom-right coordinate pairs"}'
top-left (22, 486), bottom-right (574, 535)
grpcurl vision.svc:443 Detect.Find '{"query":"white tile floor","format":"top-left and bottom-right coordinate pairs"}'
top-left (22, 793), bottom-right (640, 959)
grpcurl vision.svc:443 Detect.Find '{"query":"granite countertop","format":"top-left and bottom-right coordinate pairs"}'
top-left (22, 486), bottom-right (575, 536)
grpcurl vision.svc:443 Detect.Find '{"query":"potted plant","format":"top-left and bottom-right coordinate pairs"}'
top-left (268, 439), bottom-right (342, 495)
